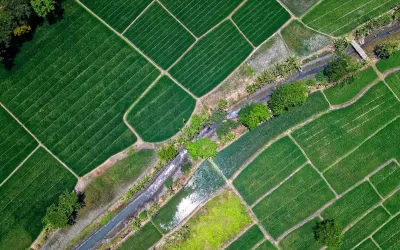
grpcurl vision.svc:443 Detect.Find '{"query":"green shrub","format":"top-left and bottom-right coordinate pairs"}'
top-left (165, 177), bottom-right (174, 189)
top-left (238, 103), bottom-right (271, 130)
top-left (216, 120), bottom-right (239, 138)
top-left (375, 41), bottom-right (400, 59)
top-left (211, 109), bottom-right (227, 124)
top-left (139, 211), bottom-right (148, 221)
top-left (181, 163), bottom-right (192, 173)
top-left (187, 138), bottom-right (218, 160)
top-left (314, 219), bottom-right (344, 249)
top-left (217, 99), bottom-right (228, 110)
top-left (324, 54), bottom-right (360, 83)
top-left (158, 144), bottom-right (178, 162)
top-left (270, 82), bottom-right (308, 115)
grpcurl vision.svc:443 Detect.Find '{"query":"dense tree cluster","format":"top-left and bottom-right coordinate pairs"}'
top-left (314, 219), bottom-right (344, 249)
top-left (43, 191), bottom-right (81, 229)
top-left (238, 103), bottom-right (271, 130)
top-left (269, 82), bottom-right (308, 115)
top-left (0, 0), bottom-right (62, 69)
top-left (187, 137), bottom-right (217, 160)
top-left (375, 41), bottom-right (400, 59)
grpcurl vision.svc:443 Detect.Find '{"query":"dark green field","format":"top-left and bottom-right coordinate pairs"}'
top-left (370, 162), bottom-right (400, 197)
top-left (232, 0), bottom-right (290, 46)
top-left (117, 222), bottom-right (162, 250)
top-left (80, 0), bottom-right (152, 32)
top-left (0, 107), bottom-right (37, 183)
top-left (127, 76), bottom-right (196, 142)
top-left (170, 21), bottom-right (253, 97)
top-left (372, 215), bottom-right (400, 249)
top-left (124, 3), bottom-right (195, 69)
top-left (385, 70), bottom-right (400, 99)
top-left (160, 0), bottom-right (243, 37)
top-left (0, 148), bottom-right (77, 250)
top-left (0, 1), bottom-right (160, 175)
top-left (214, 91), bottom-right (329, 178)
top-left (226, 225), bottom-right (264, 250)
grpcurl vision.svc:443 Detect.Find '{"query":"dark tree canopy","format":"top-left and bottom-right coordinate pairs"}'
top-left (314, 219), bottom-right (344, 249)
top-left (43, 191), bottom-right (81, 229)
top-left (269, 82), bottom-right (308, 115)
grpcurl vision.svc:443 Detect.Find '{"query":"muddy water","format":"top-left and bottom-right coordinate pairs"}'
top-left (152, 160), bottom-right (225, 233)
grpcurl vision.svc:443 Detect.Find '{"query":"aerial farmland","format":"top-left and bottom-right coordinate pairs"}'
top-left (0, 0), bottom-right (399, 250)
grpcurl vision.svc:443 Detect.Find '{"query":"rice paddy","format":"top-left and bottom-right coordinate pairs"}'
top-left (279, 218), bottom-right (323, 250)
top-left (226, 225), bottom-right (264, 250)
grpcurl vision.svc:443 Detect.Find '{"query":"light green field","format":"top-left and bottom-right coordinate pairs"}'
top-left (342, 207), bottom-right (390, 250)
top-left (117, 222), bottom-right (162, 250)
top-left (321, 182), bottom-right (381, 228)
top-left (293, 82), bottom-right (400, 172)
top-left (372, 215), bottom-right (400, 249)
top-left (253, 165), bottom-right (335, 239)
top-left (161, 190), bottom-right (252, 250)
top-left (355, 239), bottom-right (380, 250)
top-left (233, 136), bottom-right (307, 205)
top-left (376, 51), bottom-right (400, 72)
top-left (324, 67), bottom-right (378, 105)
top-left (370, 162), bottom-right (400, 197)
top-left (384, 70), bottom-right (400, 99)
top-left (302, 0), bottom-right (400, 36)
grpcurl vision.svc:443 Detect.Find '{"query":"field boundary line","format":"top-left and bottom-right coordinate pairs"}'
top-left (370, 237), bottom-right (383, 250)
top-left (383, 80), bottom-right (400, 102)
top-left (121, 0), bottom-right (156, 35)
top-left (250, 163), bottom-right (307, 208)
top-left (323, 116), bottom-right (400, 173)
top-left (320, 90), bottom-right (332, 107)
top-left (372, 61), bottom-right (400, 102)
top-left (123, 74), bottom-right (164, 142)
top-left (0, 102), bottom-right (79, 179)
top-left (156, 0), bottom-right (198, 40)
top-left (288, 134), bottom-right (339, 197)
top-left (0, 145), bottom-right (40, 187)
top-left (368, 179), bottom-right (384, 200)
top-left (209, 159), bottom-right (278, 245)
top-left (299, 0), bottom-right (324, 19)
top-left (230, 18), bottom-right (255, 49)
top-left (73, 0), bottom-right (198, 101)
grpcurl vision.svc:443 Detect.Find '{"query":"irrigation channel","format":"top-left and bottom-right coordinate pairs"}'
top-left (74, 26), bottom-right (399, 250)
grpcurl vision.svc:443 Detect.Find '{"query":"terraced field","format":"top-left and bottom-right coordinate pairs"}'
top-left (302, 0), bottom-right (400, 36)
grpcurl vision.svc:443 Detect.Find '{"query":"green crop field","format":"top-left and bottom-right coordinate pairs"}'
top-left (324, 118), bottom-right (400, 193)
top-left (384, 191), bottom-right (400, 214)
top-left (0, 148), bottom-right (77, 250)
top-left (117, 222), bottom-right (162, 250)
top-left (170, 21), bottom-right (253, 97)
top-left (292, 82), bottom-right (400, 172)
top-left (376, 51), bottom-right (400, 72)
top-left (124, 3), bottom-right (195, 69)
top-left (160, 0), bottom-right (242, 37)
top-left (232, 0), bottom-right (290, 46)
top-left (255, 241), bottom-right (278, 250)
top-left (279, 218), bottom-right (323, 250)
top-left (384, 70), bottom-right (400, 99)
top-left (233, 136), bottom-right (307, 205)
top-left (152, 160), bottom-right (225, 233)
top-left (215, 91), bottom-right (329, 178)
top-left (280, 0), bottom-right (320, 16)
top-left (253, 165), bottom-right (335, 239)
top-left (324, 67), bottom-right (378, 105)
top-left (356, 239), bottom-right (380, 250)
top-left (302, 0), bottom-right (400, 36)
top-left (0, 1), bottom-right (161, 175)
top-left (372, 215), bottom-right (400, 249)
top-left (80, 0), bottom-right (152, 32)
top-left (126, 76), bottom-right (196, 142)
top-left (281, 20), bottom-right (331, 57)
top-left (0, 107), bottom-right (37, 183)
top-left (342, 207), bottom-right (390, 250)
top-left (226, 225), bottom-right (264, 250)
top-left (370, 162), bottom-right (400, 197)
top-left (322, 182), bottom-right (381, 228)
